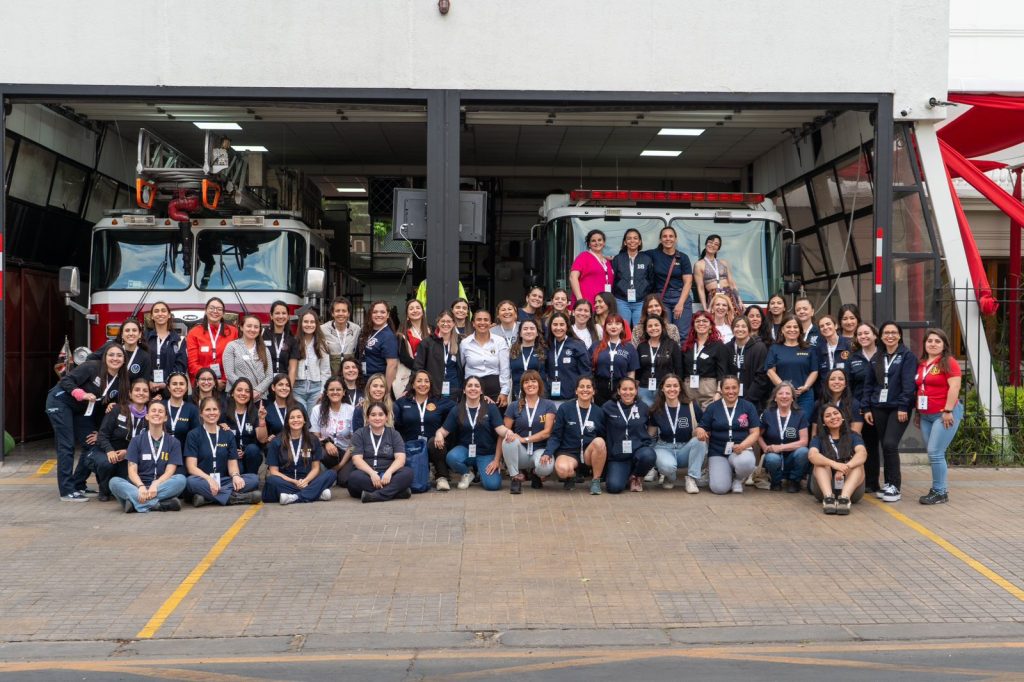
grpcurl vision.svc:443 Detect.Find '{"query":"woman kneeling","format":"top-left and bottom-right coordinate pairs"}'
top-left (808, 404), bottom-right (867, 515)
top-left (110, 400), bottom-right (187, 512)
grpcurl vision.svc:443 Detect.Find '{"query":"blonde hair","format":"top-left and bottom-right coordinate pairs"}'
top-left (362, 373), bottom-right (394, 426)
top-left (709, 291), bottom-right (736, 322)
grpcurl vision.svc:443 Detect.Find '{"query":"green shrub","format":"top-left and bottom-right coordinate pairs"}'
top-left (1001, 386), bottom-right (1024, 463)
top-left (948, 391), bottom-right (995, 464)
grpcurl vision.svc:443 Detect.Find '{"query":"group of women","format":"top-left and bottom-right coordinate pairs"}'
top-left (45, 229), bottom-right (965, 513)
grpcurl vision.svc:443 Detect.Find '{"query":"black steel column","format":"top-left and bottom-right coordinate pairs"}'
top-left (425, 90), bottom-right (461, 321)
top-left (873, 95), bottom-right (895, 321)
top-left (0, 91), bottom-right (7, 461)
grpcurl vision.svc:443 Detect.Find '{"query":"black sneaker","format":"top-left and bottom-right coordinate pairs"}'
top-left (123, 498), bottom-right (135, 513)
top-left (159, 498), bottom-right (182, 512)
top-left (77, 487), bottom-right (98, 496)
top-left (769, 481), bottom-right (782, 491)
top-left (97, 492), bottom-right (111, 502)
top-left (510, 478), bottom-right (522, 495)
top-left (563, 477), bottom-right (576, 491)
top-left (835, 497), bottom-right (851, 515)
top-left (60, 491), bottom-right (88, 502)
top-left (530, 473), bottom-right (543, 489)
top-left (361, 491), bottom-right (379, 503)
top-left (397, 488), bottom-right (412, 500)
top-left (919, 489), bottom-right (949, 505)
top-left (822, 496), bottom-right (837, 515)
top-left (786, 479), bottom-right (801, 494)
top-left (192, 495), bottom-right (209, 508)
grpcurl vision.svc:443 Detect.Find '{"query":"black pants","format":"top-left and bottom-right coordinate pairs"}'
top-left (594, 377), bottom-right (619, 407)
top-left (87, 450), bottom-right (128, 496)
top-left (347, 466), bottom-right (414, 501)
top-left (428, 439), bottom-right (451, 480)
top-left (478, 375), bottom-right (502, 403)
top-left (872, 407), bottom-right (909, 490)
top-left (860, 421), bottom-right (881, 490)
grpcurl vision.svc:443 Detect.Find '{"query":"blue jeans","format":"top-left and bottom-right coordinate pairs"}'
top-left (764, 446), bottom-right (810, 484)
top-left (446, 445), bottom-right (502, 491)
top-left (637, 388), bottom-right (657, 407)
top-left (615, 298), bottom-right (644, 328)
top-left (188, 473), bottom-right (260, 505)
top-left (920, 402), bottom-right (963, 494)
top-left (666, 298), bottom-right (693, 342)
top-left (265, 468), bottom-right (337, 502)
top-left (796, 390), bottom-right (815, 417)
top-left (293, 380), bottom-right (323, 415)
top-left (605, 447), bottom-right (656, 494)
top-left (110, 474), bottom-right (187, 512)
top-left (45, 389), bottom-right (96, 496)
top-left (654, 439), bottom-right (707, 481)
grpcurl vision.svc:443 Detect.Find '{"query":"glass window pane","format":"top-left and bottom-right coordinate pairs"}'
top-left (114, 185), bottom-right (133, 209)
top-left (892, 193), bottom-right (931, 252)
top-left (893, 258), bottom-right (936, 324)
top-left (799, 232), bottom-right (827, 277)
top-left (9, 141), bottom-right (56, 205)
top-left (851, 214), bottom-right (874, 269)
top-left (782, 182), bottom-right (815, 230)
top-left (48, 161), bottom-right (88, 213)
top-left (810, 167), bottom-right (843, 218)
top-left (836, 151), bottom-right (873, 210)
top-left (91, 229), bottom-right (190, 291)
top-left (196, 229), bottom-right (305, 293)
top-left (821, 219), bottom-right (857, 275)
top-left (3, 135), bottom-right (14, 177)
top-left (85, 175), bottom-right (119, 223)
top-left (893, 126), bottom-right (916, 187)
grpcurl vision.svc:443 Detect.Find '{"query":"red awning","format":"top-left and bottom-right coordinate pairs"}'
top-left (939, 94), bottom-right (1024, 158)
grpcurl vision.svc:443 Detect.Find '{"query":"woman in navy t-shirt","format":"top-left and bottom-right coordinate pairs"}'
top-left (765, 314), bottom-right (819, 415)
top-left (696, 376), bottom-right (760, 495)
top-left (435, 376), bottom-right (510, 491)
top-left (758, 382), bottom-right (810, 492)
top-left (808, 403), bottom-right (868, 515)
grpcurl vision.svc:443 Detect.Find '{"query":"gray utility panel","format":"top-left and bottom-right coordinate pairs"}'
top-left (392, 188), bottom-right (487, 244)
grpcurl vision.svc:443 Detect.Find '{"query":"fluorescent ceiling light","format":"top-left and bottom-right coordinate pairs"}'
top-left (640, 150), bottom-right (682, 157)
top-left (193, 122), bottom-right (242, 130)
top-left (231, 145), bottom-right (268, 152)
top-left (335, 187), bottom-right (366, 193)
top-left (658, 128), bottom-right (705, 136)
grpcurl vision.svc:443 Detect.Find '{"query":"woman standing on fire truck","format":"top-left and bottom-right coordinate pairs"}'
top-left (186, 297), bottom-right (238, 390)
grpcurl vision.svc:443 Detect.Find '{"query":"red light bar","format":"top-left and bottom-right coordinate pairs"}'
top-left (569, 189), bottom-right (765, 203)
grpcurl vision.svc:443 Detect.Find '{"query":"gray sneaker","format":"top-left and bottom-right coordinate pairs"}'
top-left (589, 479), bottom-right (602, 495)
top-left (60, 491), bottom-right (88, 502)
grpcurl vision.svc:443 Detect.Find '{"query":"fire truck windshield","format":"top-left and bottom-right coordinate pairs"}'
top-left (91, 229), bottom-right (190, 291)
top-left (194, 229), bottom-right (306, 294)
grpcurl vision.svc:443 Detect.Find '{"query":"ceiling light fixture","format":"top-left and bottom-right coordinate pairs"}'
top-left (231, 145), bottom-right (268, 152)
top-left (657, 128), bottom-right (705, 136)
top-left (335, 187), bottom-right (367, 193)
top-left (640, 150), bottom-right (682, 157)
top-left (193, 122), bottom-right (242, 130)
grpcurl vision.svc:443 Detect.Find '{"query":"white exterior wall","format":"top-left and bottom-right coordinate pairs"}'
top-left (949, 0), bottom-right (1024, 93)
top-left (2, 0), bottom-right (948, 121)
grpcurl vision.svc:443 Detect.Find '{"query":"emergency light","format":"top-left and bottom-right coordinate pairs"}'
top-left (568, 190), bottom-right (765, 203)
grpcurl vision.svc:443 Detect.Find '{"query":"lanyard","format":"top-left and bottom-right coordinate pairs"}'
top-left (705, 256), bottom-right (720, 282)
top-left (208, 325), bottom-right (221, 360)
top-left (154, 336), bottom-right (167, 367)
top-left (275, 402), bottom-right (287, 426)
top-left (828, 435), bottom-right (840, 459)
top-left (416, 398), bottom-right (428, 436)
top-left (576, 402), bottom-right (592, 434)
top-left (647, 344), bottom-right (659, 375)
top-left (590, 251), bottom-right (609, 283)
top-left (466, 405), bottom-right (480, 444)
top-left (290, 437), bottom-right (303, 468)
top-left (521, 347), bottom-right (533, 373)
top-left (692, 343), bottom-right (705, 374)
top-left (332, 323), bottom-right (351, 355)
top-left (168, 402), bottom-right (182, 434)
top-left (552, 340), bottom-right (566, 377)
top-left (149, 434), bottom-right (165, 468)
top-left (205, 429), bottom-right (219, 471)
top-left (802, 326), bottom-right (813, 342)
top-left (722, 401), bottom-right (738, 442)
top-left (827, 343), bottom-right (838, 369)
top-left (616, 402), bottom-right (637, 424)
top-left (665, 403), bottom-right (681, 444)
top-left (235, 411), bottom-right (247, 439)
top-left (125, 347), bottom-right (139, 371)
top-left (100, 375), bottom-right (117, 401)
top-left (608, 342), bottom-right (620, 378)
top-left (776, 409), bottom-right (792, 442)
top-left (523, 399), bottom-right (539, 436)
top-left (272, 331), bottom-right (286, 362)
top-left (628, 255), bottom-right (636, 285)
top-left (368, 431), bottom-right (384, 468)
top-left (129, 413), bottom-right (146, 437)
top-left (883, 352), bottom-right (897, 387)
top-left (917, 359), bottom-right (939, 387)
top-left (734, 342), bottom-right (746, 370)
top-left (348, 391), bottom-right (359, 407)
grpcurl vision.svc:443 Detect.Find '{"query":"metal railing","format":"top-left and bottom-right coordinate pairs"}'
top-left (940, 280), bottom-right (1024, 464)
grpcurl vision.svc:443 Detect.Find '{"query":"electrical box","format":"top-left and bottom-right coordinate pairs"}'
top-left (392, 188), bottom-right (487, 244)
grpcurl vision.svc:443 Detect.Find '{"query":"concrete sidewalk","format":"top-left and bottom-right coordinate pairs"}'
top-left (1, 449), bottom-right (1023, 647)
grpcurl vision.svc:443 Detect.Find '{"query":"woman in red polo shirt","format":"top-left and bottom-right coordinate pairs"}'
top-left (915, 328), bottom-right (962, 506)
top-left (186, 297), bottom-right (238, 390)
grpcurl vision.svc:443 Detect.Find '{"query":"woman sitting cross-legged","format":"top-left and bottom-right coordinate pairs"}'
top-left (808, 403), bottom-right (868, 515)
top-left (434, 376), bottom-right (510, 491)
top-left (695, 376), bottom-right (760, 494)
top-left (501, 370), bottom-right (557, 494)
top-left (110, 399), bottom-right (188, 513)
top-left (348, 401), bottom-right (414, 503)
top-left (264, 406), bottom-right (338, 505)
top-left (185, 397), bottom-right (262, 507)
top-left (758, 382), bottom-right (810, 493)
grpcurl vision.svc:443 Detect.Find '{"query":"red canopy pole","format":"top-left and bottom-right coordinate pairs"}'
top-left (1010, 169), bottom-right (1022, 386)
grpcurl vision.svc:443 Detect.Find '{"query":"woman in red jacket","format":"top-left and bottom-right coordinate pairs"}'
top-left (186, 297), bottom-right (238, 390)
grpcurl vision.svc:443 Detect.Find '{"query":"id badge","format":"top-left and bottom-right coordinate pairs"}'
top-left (563, 357), bottom-right (572, 365)
top-left (84, 400), bottom-right (96, 418)
top-left (738, 383), bottom-right (744, 396)
top-left (527, 442), bottom-right (534, 455)
top-left (689, 375), bottom-right (700, 389)
top-left (627, 288), bottom-right (637, 302)
top-left (212, 365), bottom-right (222, 379)
top-left (583, 420), bottom-right (594, 432)
top-left (725, 441), bottom-right (734, 455)
top-left (468, 444), bottom-right (478, 457)
top-left (550, 381), bottom-right (561, 397)
top-left (604, 284), bottom-right (612, 293)
top-left (879, 388), bottom-right (889, 403)
top-left (834, 471), bottom-right (845, 490)
top-left (836, 362), bottom-right (845, 369)
top-left (362, 362), bottom-right (368, 374)
top-left (647, 378), bottom-right (657, 392)
top-left (442, 381), bottom-right (451, 396)
top-left (622, 440), bottom-right (633, 454)
top-left (917, 395), bottom-right (928, 410)
top-left (152, 369), bottom-right (165, 384)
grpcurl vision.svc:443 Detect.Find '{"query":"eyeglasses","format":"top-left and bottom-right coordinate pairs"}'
top-left (207, 307), bottom-right (224, 312)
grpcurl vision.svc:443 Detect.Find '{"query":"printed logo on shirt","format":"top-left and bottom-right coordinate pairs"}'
top-left (93, 377), bottom-right (102, 387)
top-left (839, 350), bottom-right (850, 361)
top-left (367, 338), bottom-right (377, 349)
top-left (426, 403), bottom-right (436, 411)
top-left (130, 363), bottom-right (141, 374)
top-left (796, 352), bottom-right (809, 357)
top-left (737, 413), bottom-right (749, 428)
top-left (784, 427), bottom-right (798, 440)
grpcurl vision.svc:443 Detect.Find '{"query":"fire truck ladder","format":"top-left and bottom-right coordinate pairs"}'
top-left (134, 128), bottom-right (265, 213)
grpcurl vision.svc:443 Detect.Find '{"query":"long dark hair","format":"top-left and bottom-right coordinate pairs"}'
top-left (317, 377), bottom-right (347, 431)
top-left (569, 298), bottom-right (598, 343)
top-left (97, 344), bottom-right (132, 408)
top-left (225, 378), bottom-right (257, 422)
top-left (282, 406), bottom-right (316, 463)
top-left (516, 369), bottom-right (546, 411)
top-left (267, 300), bottom-right (291, 334)
top-left (873, 320), bottom-right (905, 383)
top-left (547, 311), bottom-right (579, 342)
top-left (120, 377), bottom-right (152, 419)
top-left (115, 318), bottom-right (150, 352)
top-left (191, 367), bottom-right (222, 406)
top-left (816, 403), bottom-right (854, 462)
top-left (699, 233), bottom-right (723, 260)
top-left (920, 327), bottom-right (954, 375)
top-left (357, 301), bottom-right (395, 356)
top-left (817, 368), bottom-right (856, 425)
top-left (404, 369), bottom-right (436, 400)
top-left (619, 227), bottom-right (643, 252)
top-left (339, 359), bottom-right (365, 395)
top-left (239, 314), bottom-right (270, 370)
top-left (743, 305), bottom-right (771, 345)
top-left (774, 313), bottom-right (811, 349)
top-left (198, 296), bottom-right (228, 329)
top-left (650, 373), bottom-right (687, 414)
top-left (456, 376), bottom-right (485, 428)
top-left (269, 373), bottom-right (301, 412)
top-left (295, 309), bottom-right (328, 360)
top-left (510, 319), bottom-right (547, 361)
top-left (684, 311), bottom-right (722, 352)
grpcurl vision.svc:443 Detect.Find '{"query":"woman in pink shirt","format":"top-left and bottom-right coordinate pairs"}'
top-left (569, 230), bottom-right (614, 307)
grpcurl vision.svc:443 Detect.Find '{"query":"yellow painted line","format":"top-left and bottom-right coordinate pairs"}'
top-left (33, 459), bottom-right (56, 477)
top-left (868, 497), bottom-right (1024, 603)
top-left (136, 504), bottom-right (262, 639)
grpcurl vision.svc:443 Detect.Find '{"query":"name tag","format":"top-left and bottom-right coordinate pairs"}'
top-left (152, 369), bottom-right (165, 384)
top-left (604, 284), bottom-right (612, 293)
top-left (699, 353), bottom-right (709, 360)
top-left (917, 395), bottom-right (928, 410)
top-left (243, 354), bottom-right (251, 361)
top-left (212, 365), bottom-right (222, 379)
top-left (834, 471), bottom-right (845, 489)
top-left (468, 444), bottom-right (477, 457)
top-left (441, 381), bottom-right (451, 396)
top-left (142, 453), bottom-right (153, 461)
top-left (563, 357), bottom-right (571, 365)
top-left (689, 375), bottom-right (700, 389)
top-left (622, 440), bottom-right (633, 454)
top-left (264, 340), bottom-right (273, 347)
top-left (879, 389), bottom-right (889, 403)
top-left (583, 420), bottom-right (594, 432)
top-left (550, 381), bottom-right (561, 397)
top-left (836, 362), bottom-right (845, 369)
top-left (627, 288), bottom-right (637, 302)
top-left (725, 441), bottom-right (734, 455)
top-left (117, 414), bottom-right (127, 422)
top-left (201, 346), bottom-right (210, 353)
top-left (647, 378), bottom-right (657, 391)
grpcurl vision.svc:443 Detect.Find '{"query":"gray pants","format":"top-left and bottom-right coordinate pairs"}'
top-left (501, 440), bottom-right (554, 478)
top-left (708, 449), bottom-right (757, 494)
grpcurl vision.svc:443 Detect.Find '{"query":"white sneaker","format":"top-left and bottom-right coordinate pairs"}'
top-left (743, 473), bottom-right (755, 486)
top-left (279, 493), bottom-right (299, 505)
top-left (644, 469), bottom-right (658, 482)
top-left (661, 478), bottom-right (675, 490)
top-left (731, 479), bottom-right (744, 494)
top-left (684, 477), bottom-right (700, 494)
top-left (881, 487), bottom-right (901, 503)
top-left (319, 488), bottom-right (332, 501)
top-left (457, 472), bottom-right (474, 490)
top-left (436, 477), bottom-right (451, 492)
top-left (877, 483), bottom-right (895, 499)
